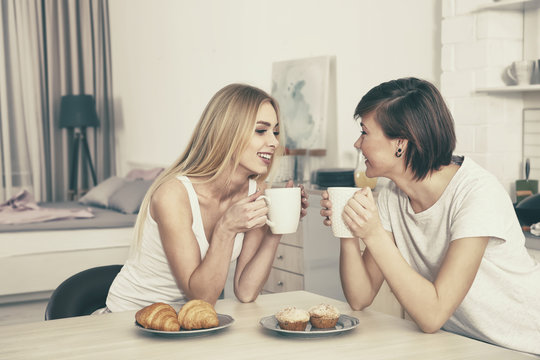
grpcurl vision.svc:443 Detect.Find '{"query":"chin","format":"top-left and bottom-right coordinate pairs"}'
top-left (365, 169), bottom-right (376, 178)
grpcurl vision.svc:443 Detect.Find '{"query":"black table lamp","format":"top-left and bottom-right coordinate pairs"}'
top-left (59, 95), bottom-right (100, 198)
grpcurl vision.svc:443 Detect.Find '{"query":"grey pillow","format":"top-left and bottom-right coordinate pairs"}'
top-left (78, 176), bottom-right (128, 208)
top-left (108, 179), bottom-right (153, 214)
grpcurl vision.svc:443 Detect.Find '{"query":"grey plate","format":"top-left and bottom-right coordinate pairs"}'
top-left (135, 313), bottom-right (234, 336)
top-left (259, 314), bottom-right (359, 337)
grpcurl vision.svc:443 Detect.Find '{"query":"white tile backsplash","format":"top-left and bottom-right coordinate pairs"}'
top-left (441, 70), bottom-right (476, 97)
top-left (442, 0), bottom-right (455, 19)
top-left (454, 0), bottom-right (493, 16)
top-left (454, 125), bottom-right (476, 153)
top-left (442, 16), bottom-right (476, 44)
top-left (441, 4), bottom-right (533, 198)
top-left (441, 44), bottom-right (455, 72)
top-left (474, 67), bottom-right (510, 87)
top-left (475, 124), bottom-right (521, 153)
top-left (455, 39), bottom-right (521, 69)
top-left (452, 95), bottom-right (507, 125)
top-left (477, 11), bottom-right (523, 39)
top-left (455, 41), bottom-right (490, 69)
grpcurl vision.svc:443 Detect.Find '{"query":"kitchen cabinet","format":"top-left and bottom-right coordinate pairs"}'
top-left (263, 190), bottom-right (403, 318)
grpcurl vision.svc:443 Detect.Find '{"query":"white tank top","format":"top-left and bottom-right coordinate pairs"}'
top-left (106, 176), bottom-right (256, 311)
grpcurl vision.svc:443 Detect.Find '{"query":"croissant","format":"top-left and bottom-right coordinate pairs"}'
top-left (135, 302), bottom-right (180, 331)
top-left (177, 299), bottom-right (219, 330)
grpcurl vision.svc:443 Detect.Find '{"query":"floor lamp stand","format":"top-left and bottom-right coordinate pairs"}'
top-left (68, 127), bottom-right (97, 200)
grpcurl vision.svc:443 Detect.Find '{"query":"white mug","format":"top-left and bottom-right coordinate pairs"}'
top-left (506, 60), bottom-right (535, 85)
top-left (328, 187), bottom-right (359, 238)
top-left (259, 187), bottom-right (301, 234)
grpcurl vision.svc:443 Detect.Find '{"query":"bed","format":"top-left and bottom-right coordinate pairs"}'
top-left (0, 200), bottom-right (137, 304)
top-left (1, 165), bottom-right (168, 304)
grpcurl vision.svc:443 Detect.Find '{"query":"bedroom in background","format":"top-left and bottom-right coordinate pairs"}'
top-left (0, 0), bottom-right (122, 325)
top-left (0, 0), bottom-right (114, 204)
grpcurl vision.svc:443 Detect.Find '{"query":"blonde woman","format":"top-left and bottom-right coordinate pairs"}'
top-left (105, 84), bottom-right (308, 311)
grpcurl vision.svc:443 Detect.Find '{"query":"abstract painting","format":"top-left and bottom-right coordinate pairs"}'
top-left (271, 56), bottom-right (331, 150)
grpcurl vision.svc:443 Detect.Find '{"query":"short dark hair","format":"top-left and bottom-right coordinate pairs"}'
top-left (354, 77), bottom-right (456, 180)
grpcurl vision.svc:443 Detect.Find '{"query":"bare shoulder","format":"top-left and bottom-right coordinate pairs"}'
top-left (150, 178), bottom-right (191, 222)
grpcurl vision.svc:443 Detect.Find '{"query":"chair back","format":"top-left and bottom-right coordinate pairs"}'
top-left (45, 264), bottom-right (122, 320)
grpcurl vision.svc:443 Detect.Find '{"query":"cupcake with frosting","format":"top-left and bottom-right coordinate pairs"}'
top-left (308, 303), bottom-right (340, 328)
top-left (275, 306), bottom-right (310, 331)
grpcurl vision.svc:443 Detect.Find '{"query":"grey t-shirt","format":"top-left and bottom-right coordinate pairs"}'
top-left (377, 156), bottom-right (540, 354)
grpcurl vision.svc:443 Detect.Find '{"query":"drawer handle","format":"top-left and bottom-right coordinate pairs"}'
top-left (277, 281), bottom-right (284, 286)
top-left (277, 255), bottom-right (283, 260)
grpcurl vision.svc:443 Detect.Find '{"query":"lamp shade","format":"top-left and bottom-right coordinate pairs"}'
top-left (59, 95), bottom-right (100, 128)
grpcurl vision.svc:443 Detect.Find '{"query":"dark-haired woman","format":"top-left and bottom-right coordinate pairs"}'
top-left (321, 77), bottom-right (539, 354)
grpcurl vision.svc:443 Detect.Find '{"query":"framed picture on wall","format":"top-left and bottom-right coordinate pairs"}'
top-left (271, 56), bottom-right (331, 151)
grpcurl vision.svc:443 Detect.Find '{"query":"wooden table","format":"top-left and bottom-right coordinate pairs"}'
top-left (0, 291), bottom-right (535, 359)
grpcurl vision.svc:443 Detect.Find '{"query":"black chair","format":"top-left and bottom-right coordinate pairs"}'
top-left (45, 264), bottom-right (122, 320)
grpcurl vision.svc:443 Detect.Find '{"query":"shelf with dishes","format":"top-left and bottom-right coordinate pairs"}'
top-left (472, 1), bottom-right (540, 94)
top-left (476, 84), bottom-right (540, 94)
top-left (474, 0), bottom-right (540, 12)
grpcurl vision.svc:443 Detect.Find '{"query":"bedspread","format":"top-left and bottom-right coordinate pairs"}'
top-left (0, 190), bottom-right (94, 225)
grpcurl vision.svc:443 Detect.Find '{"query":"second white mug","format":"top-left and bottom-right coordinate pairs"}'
top-left (328, 187), bottom-right (359, 238)
top-left (506, 60), bottom-right (535, 85)
top-left (260, 187), bottom-right (301, 234)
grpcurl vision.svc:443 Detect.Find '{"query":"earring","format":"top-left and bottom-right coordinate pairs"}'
top-left (395, 148), bottom-right (403, 158)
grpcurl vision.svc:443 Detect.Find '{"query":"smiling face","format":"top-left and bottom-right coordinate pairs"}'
top-left (354, 111), bottom-right (403, 179)
top-left (238, 102), bottom-right (279, 176)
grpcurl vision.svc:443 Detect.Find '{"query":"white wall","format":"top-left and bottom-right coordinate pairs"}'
top-left (109, 0), bottom-right (442, 175)
top-left (441, 0), bottom-right (540, 198)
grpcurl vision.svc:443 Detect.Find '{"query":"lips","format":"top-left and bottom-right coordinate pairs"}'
top-left (257, 152), bottom-right (272, 161)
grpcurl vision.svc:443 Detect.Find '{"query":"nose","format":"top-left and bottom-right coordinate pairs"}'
top-left (270, 133), bottom-right (279, 148)
top-left (354, 136), bottom-right (363, 149)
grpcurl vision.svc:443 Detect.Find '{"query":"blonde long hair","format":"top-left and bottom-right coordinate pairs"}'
top-left (131, 84), bottom-right (281, 254)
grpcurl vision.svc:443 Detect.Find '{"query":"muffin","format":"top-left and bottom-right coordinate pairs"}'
top-left (308, 303), bottom-right (340, 328)
top-left (275, 306), bottom-right (310, 331)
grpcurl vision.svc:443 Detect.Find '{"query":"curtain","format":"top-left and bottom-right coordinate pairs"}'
top-left (0, 0), bottom-right (114, 202)
top-left (0, 0), bottom-right (46, 201)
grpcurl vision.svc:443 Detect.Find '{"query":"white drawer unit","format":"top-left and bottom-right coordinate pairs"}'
top-left (273, 243), bottom-right (304, 274)
top-left (280, 231), bottom-right (303, 247)
top-left (263, 224), bottom-right (305, 294)
top-left (263, 191), bottom-right (343, 301)
top-left (264, 268), bottom-right (304, 293)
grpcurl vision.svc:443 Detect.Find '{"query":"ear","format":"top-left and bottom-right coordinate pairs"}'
top-left (396, 138), bottom-right (408, 151)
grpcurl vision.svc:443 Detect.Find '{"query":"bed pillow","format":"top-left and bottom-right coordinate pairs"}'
top-left (78, 176), bottom-right (129, 208)
top-left (108, 179), bottom-right (153, 214)
top-left (126, 167), bottom-right (164, 180)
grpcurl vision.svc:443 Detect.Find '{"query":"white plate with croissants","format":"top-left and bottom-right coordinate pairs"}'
top-left (134, 300), bottom-right (234, 336)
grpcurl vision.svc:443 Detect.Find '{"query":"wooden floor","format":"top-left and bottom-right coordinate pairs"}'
top-left (0, 299), bottom-right (47, 325)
